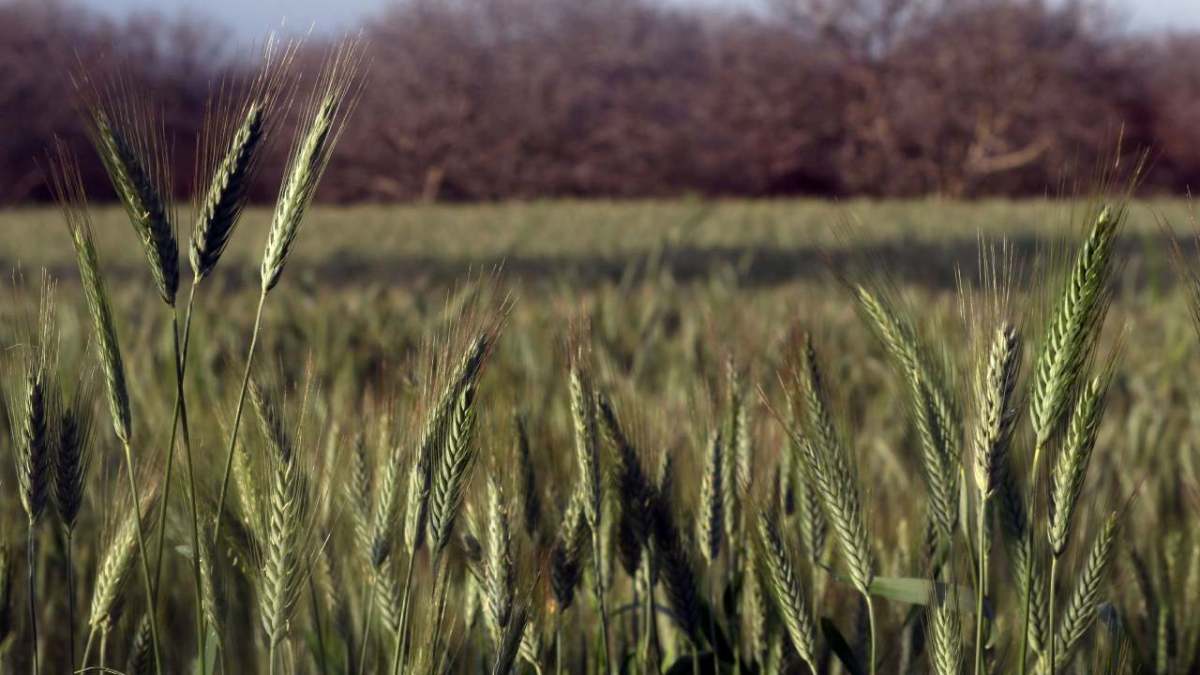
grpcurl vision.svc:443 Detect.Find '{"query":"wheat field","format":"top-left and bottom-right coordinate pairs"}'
top-left (1, 41), bottom-right (1199, 675)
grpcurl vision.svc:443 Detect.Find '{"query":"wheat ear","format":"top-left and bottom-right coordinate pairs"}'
top-left (485, 476), bottom-right (516, 647)
top-left (212, 39), bottom-right (364, 556)
top-left (261, 40), bottom-right (365, 293)
top-left (515, 414), bottom-right (542, 539)
top-left (191, 101), bottom-right (264, 280)
top-left (1029, 205), bottom-right (1122, 460)
top-left (6, 277), bottom-right (56, 675)
top-left (931, 588), bottom-right (964, 675)
top-left (49, 143), bottom-right (162, 674)
top-left (127, 614), bottom-right (154, 675)
top-left (793, 333), bottom-right (877, 673)
top-left (86, 107), bottom-right (179, 306)
top-left (697, 429), bottom-right (724, 564)
top-left (1019, 205), bottom-right (1123, 674)
top-left (757, 510), bottom-right (818, 674)
top-left (854, 284), bottom-right (960, 543)
top-left (1048, 374), bottom-right (1110, 557)
top-left (597, 394), bottom-right (653, 578)
top-left (1047, 372), bottom-right (1113, 674)
top-left (971, 323), bottom-right (1021, 674)
top-left (567, 345), bottom-right (613, 674)
top-left (56, 371), bottom-right (96, 670)
top-left (1040, 512), bottom-right (1120, 674)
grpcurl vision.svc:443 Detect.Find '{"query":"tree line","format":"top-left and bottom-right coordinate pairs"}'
top-left (2, 0), bottom-right (1199, 203)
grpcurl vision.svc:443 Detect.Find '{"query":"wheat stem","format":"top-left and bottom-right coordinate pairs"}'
top-left (81, 628), bottom-right (95, 672)
top-left (1049, 555), bottom-right (1058, 675)
top-left (974, 501), bottom-right (988, 675)
top-left (392, 553), bottom-right (417, 673)
top-left (866, 594), bottom-right (878, 675)
top-left (427, 553), bottom-right (452, 672)
top-left (591, 524), bottom-right (613, 675)
top-left (177, 296), bottom-right (208, 670)
top-left (121, 438), bottom-right (162, 675)
top-left (212, 289), bottom-right (267, 547)
top-left (149, 284), bottom-right (207, 672)
top-left (66, 533), bottom-right (76, 671)
top-left (309, 573), bottom-right (330, 675)
top-left (356, 580), bottom-right (376, 675)
top-left (99, 628), bottom-right (109, 672)
top-left (26, 522), bottom-right (38, 675)
top-left (554, 610), bottom-right (562, 675)
top-left (642, 553), bottom-right (662, 674)
top-left (1018, 463), bottom-right (1041, 675)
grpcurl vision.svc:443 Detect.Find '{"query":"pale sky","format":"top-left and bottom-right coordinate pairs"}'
top-left (83, 0), bottom-right (1200, 42)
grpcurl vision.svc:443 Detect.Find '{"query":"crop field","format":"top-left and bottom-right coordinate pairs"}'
top-left (2, 194), bottom-right (1200, 675)
top-left (2, 39), bottom-right (1200, 675)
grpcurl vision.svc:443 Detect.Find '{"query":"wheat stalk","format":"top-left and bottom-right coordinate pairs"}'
top-left (794, 335), bottom-right (875, 596)
top-left (1019, 205), bottom-right (1124, 675)
top-left (999, 465), bottom-right (1049, 655)
top-left (48, 148), bottom-right (131, 447)
top-left (211, 39), bottom-right (364, 558)
top-left (0, 543), bottom-right (12, 650)
top-left (741, 544), bottom-right (768, 666)
top-left (971, 322), bottom-right (1021, 674)
top-left (566, 342), bottom-right (613, 673)
top-left (724, 361), bottom-right (751, 551)
top-left (5, 276), bottom-right (56, 675)
top-left (1047, 372), bottom-right (1113, 674)
top-left (346, 431), bottom-right (374, 560)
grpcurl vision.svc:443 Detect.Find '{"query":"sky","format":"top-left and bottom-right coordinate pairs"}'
top-left (83, 0), bottom-right (1200, 42)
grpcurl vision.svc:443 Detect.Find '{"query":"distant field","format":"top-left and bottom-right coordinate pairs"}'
top-left (2, 199), bottom-right (1195, 291)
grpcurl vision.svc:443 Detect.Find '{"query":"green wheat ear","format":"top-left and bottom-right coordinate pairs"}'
top-left (86, 103), bottom-right (179, 306)
top-left (261, 40), bottom-right (365, 294)
top-left (191, 101), bottom-right (265, 282)
top-left (1030, 205), bottom-right (1123, 452)
top-left (757, 510), bottom-right (817, 673)
top-left (47, 142), bottom-right (132, 446)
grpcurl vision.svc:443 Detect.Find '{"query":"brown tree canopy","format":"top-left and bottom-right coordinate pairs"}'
top-left (0, 0), bottom-right (1197, 203)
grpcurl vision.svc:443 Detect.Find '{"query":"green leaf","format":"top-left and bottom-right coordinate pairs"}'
top-left (823, 571), bottom-right (982, 614)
